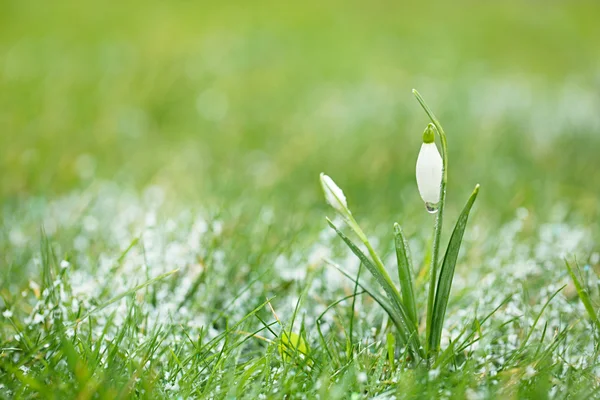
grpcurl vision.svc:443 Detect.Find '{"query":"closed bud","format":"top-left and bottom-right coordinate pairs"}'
top-left (320, 173), bottom-right (349, 215)
top-left (416, 124), bottom-right (443, 211)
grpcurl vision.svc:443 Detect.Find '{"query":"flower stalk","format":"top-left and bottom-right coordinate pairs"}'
top-left (412, 90), bottom-right (449, 357)
top-left (319, 90), bottom-right (479, 365)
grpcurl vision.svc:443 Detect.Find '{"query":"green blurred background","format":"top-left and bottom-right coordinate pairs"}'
top-left (2, 0), bottom-right (599, 227)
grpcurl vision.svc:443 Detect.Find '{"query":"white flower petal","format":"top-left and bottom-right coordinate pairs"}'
top-left (320, 173), bottom-right (348, 213)
top-left (416, 142), bottom-right (443, 204)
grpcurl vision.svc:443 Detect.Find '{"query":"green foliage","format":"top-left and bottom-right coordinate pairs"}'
top-left (321, 92), bottom-right (480, 364)
top-left (394, 223), bottom-right (418, 329)
top-left (429, 185), bottom-right (479, 354)
top-left (565, 260), bottom-right (600, 331)
top-left (278, 331), bottom-right (309, 362)
top-left (1, 1), bottom-right (600, 398)
top-left (326, 218), bottom-right (420, 356)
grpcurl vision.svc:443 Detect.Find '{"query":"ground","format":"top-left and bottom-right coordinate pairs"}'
top-left (1, 1), bottom-right (599, 399)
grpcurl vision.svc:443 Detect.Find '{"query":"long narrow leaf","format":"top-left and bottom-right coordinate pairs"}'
top-left (394, 223), bottom-right (418, 328)
top-left (74, 269), bottom-right (179, 324)
top-left (325, 220), bottom-right (412, 334)
top-left (324, 260), bottom-right (409, 345)
top-left (565, 260), bottom-right (600, 330)
top-left (348, 262), bottom-right (362, 358)
top-left (522, 284), bottom-right (565, 349)
top-left (429, 184), bottom-right (480, 353)
top-left (326, 219), bottom-right (422, 355)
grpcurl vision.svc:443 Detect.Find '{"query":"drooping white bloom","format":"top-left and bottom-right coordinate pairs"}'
top-left (320, 173), bottom-right (349, 214)
top-left (416, 125), bottom-right (443, 205)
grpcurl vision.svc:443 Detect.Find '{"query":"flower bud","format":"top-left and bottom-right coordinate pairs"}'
top-left (320, 173), bottom-right (349, 215)
top-left (416, 124), bottom-right (443, 209)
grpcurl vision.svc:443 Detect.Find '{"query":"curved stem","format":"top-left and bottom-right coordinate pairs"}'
top-left (412, 89), bottom-right (448, 358)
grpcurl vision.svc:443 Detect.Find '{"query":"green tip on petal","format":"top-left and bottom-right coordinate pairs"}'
top-left (422, 123), bottom-right (435, 144)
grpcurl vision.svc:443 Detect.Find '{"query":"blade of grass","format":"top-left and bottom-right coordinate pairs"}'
top-left (454, 293), bottom-right (514, 354)
top-left (434, 294), bottom-right (514, 368)
top-left (315, 290), bottom-right (367, 363)
top-left (521, 284), bottom-right (566, 351)
top-left (324, 259), bottom-right (409, 347)
top-left (429, 184), bottom-right (480, 354)
top-left (288, 269), bottom-right (316, 346)
top-left (394, 223), bottom-right (418, 328)
top-left (348, 262), bottom-right (363, 359)
top-left (74, 269), bottom-right (179, 324)
top-left (565, 259), bottom-right (600, 330)
top-left (386, 332), bottom-right (396, 370)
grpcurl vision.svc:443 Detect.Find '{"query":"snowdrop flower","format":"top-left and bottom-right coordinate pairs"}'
top-left (320, 173), bottom-right (349, 216)
top-left (416, 124), bottom-right (443, 211)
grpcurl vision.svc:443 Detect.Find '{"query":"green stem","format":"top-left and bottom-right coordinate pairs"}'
top-left (346, 215), bottom-right (400, 301)
top-left (412, 89), bottom-right (448, 358)
top-left (348, 262), bottom-right (362, 359)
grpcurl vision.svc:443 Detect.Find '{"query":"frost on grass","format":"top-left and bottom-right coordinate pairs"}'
top-left (1, 184), bottom-right (241, 395)
top-left (0, 184), bottom-right (599, 397)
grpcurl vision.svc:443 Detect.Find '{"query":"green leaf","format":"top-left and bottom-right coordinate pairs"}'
top-left (429, 184), bottom-right (480, 354)
top-left (565, 260), bottom-right (600, 330)
top-left (322, 259), bottom-right (410, 364)
top-left (74, 269), bottom-right (179, 324)
top-left (394, 223), bottom-right (418, 328)
top-left (278, 331), bottom-right (308, 362)
top-left (326, 219), bottom-right (423, 357)
top-left (524, 285), bottom-right (565, 347)
top-left (386, 332), bottom-right (396, 370)
top-left (324, 259), bottom-right (407, 343)
top-left (325, 221), bottom-right (410, 334)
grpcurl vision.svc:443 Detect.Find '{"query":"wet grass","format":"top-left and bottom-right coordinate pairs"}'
top-left (1, 1), bottom-right (600, 398)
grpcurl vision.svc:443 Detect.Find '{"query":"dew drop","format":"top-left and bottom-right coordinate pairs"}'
top-left (425, 202), bottom-right (439, 214)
